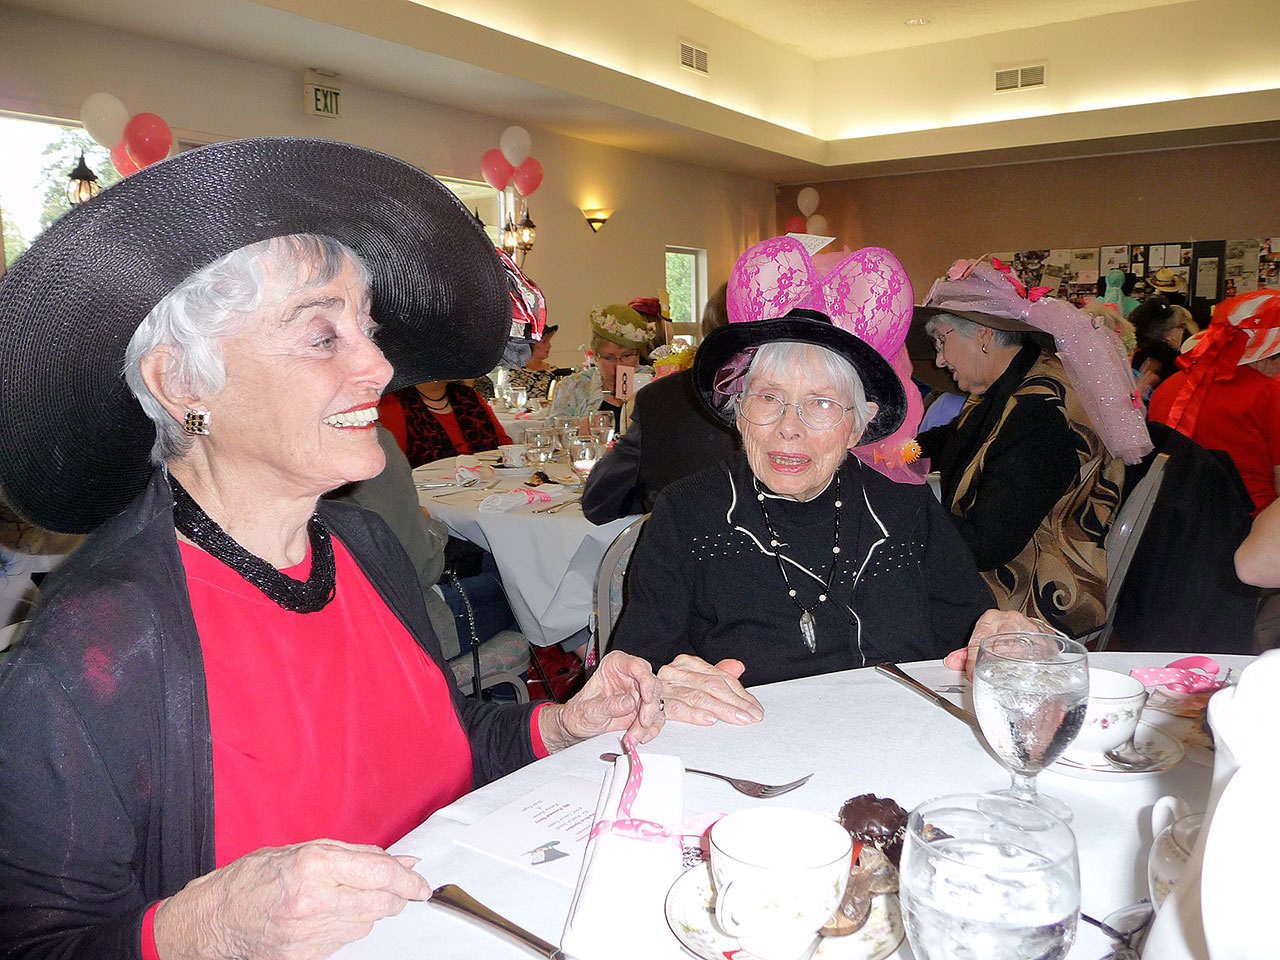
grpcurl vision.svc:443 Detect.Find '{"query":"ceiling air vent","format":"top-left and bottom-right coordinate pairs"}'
top-left (995, 63), bottom-right (1046, 93)
top-left (680, 40), bottom-right (709, 75)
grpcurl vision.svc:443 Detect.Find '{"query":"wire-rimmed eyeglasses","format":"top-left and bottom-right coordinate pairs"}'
top-left (735, 392), bottom-right (851, 431)
top-left (933, 328), bottom-right (953, 354)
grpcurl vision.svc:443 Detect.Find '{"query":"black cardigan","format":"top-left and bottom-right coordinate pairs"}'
top-left (611, 452), bottom-right (993, 686)
top-left (0, 469), bottom-right (539, 959)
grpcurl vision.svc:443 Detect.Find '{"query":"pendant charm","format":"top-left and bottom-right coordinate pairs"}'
top-left (800, 611), bottom-right (816, 652)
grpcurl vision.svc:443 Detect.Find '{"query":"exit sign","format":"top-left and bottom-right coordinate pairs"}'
top-left (303, 68), bottom-right (342, 119)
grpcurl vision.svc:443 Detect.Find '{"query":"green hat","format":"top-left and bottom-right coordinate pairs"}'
top-left (590, 303), bottom-right (653, 348)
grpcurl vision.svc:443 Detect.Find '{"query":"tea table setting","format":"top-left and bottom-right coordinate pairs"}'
top-left (331, 648), bottom-right (1261, 960)
top-left (414, 452), bottom-right (638, 646)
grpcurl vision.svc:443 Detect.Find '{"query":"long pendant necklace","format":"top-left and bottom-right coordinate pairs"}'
top-left (171, 475), bottom-right (336, 613)
top-left (754, 473), bottom-right (842, 653)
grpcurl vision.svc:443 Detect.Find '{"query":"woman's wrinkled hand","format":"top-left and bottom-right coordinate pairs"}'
top-left (943, 609), bottom-right (1064, 679)
top-left (657, 654), bottom-right (764, 726)
top-left (153, 839), bottom-right (430, 960)
top-left (541, 650), bottom-right (664, 751)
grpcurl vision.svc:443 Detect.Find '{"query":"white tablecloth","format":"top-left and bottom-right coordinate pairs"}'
top-left (416, 456), bottom-right (638, 646)
top-left (334, 652), bottom-right (1251, 960)
top-left (495, 412), bottom-right (546, 443)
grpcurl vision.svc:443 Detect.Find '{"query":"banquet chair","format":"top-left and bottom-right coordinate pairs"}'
top-left (447, 629), bottom-right (529, 704)
top-left (0, 619), bottom-right (28, 663)
top-left (1086, 452), bottom-right (1170, 651)
top-left (587, 514), bottom-right (648, 669)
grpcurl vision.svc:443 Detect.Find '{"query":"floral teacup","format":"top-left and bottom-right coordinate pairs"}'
top-left (1062, 668), bottom-right (1147, 760)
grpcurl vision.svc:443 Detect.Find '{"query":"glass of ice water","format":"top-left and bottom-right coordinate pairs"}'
top-left (972, 633), bottom-right (1088, 822)
top-left (525, 427), bottom-right (555, 465)
top-left (900, 793), bottom-right (1080, 960)
top-left (588, 411), bottom-right (615, 444)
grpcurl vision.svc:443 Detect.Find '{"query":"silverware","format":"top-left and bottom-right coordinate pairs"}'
top-left (1104, 737), bottom-right (1161, 772)
top-left (415, 480), bottom-right (458, 490)
top-left (433, 478), bottom-right (500, 499)
top-left (875, 663), bottom-right (982, 735)
top-left (531, 497), bottom-right (580, 515)
top-left (598, 752), bottom-right (811, 799)
top-left (1080, 900), bottom-right (1153, 959)
top-left (430, 884), bottom-right (566, 959)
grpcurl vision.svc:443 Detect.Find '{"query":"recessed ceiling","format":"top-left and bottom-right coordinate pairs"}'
top-left (684, 0), bottom-right (1192, 60)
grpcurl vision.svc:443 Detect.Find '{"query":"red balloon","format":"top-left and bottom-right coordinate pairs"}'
top-left (480, 148), bottom-right (513, 190)
top-left (783, 215), bottom-right (808, 233)
top-left (111, 139), bottom-right (140, 176)
top-left (123, 112), bottom-right (173, 168)
top-left (512, 156), bottom-right (543, 196)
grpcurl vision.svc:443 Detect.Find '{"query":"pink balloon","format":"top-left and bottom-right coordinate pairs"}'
top-left (783, 215), bottom-right (808, 233)
top-left (480, 148), bottom-right (513, 190)
top-left (512, 156), bottom-right (543, 196)
top-left (123, 113), bottom-right (172, 168)
top-left (111, 139), bottom-right (140, 176)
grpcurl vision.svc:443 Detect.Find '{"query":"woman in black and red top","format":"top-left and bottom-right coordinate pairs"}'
top-left (379, 380), bottom-right (512, 467)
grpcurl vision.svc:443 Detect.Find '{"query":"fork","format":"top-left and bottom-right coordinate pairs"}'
top-left (531, 497), bottom-right (580, 515)
top-left (598, 752), bottom-right (812, 799)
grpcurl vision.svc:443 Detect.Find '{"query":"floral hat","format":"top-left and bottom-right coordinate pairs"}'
top-left (590, 303), bottom-right (654, 348)
top-left (915, 256), bottom-right (1153, 465)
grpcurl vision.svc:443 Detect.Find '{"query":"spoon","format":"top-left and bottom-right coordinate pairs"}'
top-left (1104, 736), bottom-right (1160, 772)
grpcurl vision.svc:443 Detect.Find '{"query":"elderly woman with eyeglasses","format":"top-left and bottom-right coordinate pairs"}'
top-left (610, 239), bottom-right (995, 724)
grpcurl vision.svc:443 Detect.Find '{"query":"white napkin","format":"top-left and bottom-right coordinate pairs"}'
top-left (561, 753), bottom-right (685, 960)
top-left (453, 455), bottom-right (493, 483)
top-left (478, 486), bottom-right (561, 514)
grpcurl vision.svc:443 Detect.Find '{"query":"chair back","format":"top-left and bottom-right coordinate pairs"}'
top-left (0, 619), bottom-right (29, 658)
top-left (590, 515), bottom-right (648, 666)
top-left (1094, 452), bottom-right (1170, 650)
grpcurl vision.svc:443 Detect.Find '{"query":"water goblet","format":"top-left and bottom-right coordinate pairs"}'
top-left (972, 633), bottom-right (1089, 822)
top-left (511, 386), bottom-right (528, 412)
top-left (551, 415), bottom-right (578, 455)
top-left (588, 411), bottom-right (615, 444)
top-left (900, 793), bottom-right (1080, 960)
top-left (569, 440), bottom-right (600, 491)
top-left (525, 427), bottom-right (555, 465)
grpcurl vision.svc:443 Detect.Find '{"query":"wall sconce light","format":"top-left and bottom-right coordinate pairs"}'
top-left (66, 153), bottom-right (101, 206)
top-left (500, 216), bottom-right (519, 256)
top-left (582, 208), bottom-right (613, 233)
top-left (516, 212), bottom-right (536, 255)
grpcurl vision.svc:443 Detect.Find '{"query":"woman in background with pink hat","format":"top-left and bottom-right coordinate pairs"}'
top-left (916, 256), bottom-right (1151, 639)
top-left (1149, 291), bottom-right (1280, 517)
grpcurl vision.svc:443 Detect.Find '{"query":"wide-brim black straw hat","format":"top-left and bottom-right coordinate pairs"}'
top-left (692, 308), bottom-right (907, 446)
top-left (0, 137), bottom-right (511, 533)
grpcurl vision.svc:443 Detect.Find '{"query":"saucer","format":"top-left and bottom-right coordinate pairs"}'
top-left (1050, 721), bottom-right (1185, 780)
top-left (664, 862), bottom-right (903, 960)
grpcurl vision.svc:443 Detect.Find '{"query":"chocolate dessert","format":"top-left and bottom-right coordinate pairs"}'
top-left (838, 794), bottom-right (908, 867)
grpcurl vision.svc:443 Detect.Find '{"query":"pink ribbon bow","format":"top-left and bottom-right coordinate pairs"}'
top-left (589, 734), bottom-right (720, 843)
top-left (1130, 656), bottom-right (1227, 694)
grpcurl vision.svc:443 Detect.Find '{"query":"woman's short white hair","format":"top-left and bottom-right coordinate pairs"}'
top-left (737, 341), bottom-right (873, 435)
top-left (923, 312), bottom-right (1024, 349)
top-left (123, 234), bottom-right (370, 464)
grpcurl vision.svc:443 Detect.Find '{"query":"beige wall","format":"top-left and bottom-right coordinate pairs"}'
top-left (779, 141), bottom-right (1280, 302)
top-left (0, 5), bottom-right (776, 368)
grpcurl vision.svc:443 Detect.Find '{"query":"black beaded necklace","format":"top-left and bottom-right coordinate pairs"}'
top-left (753, 472), bottom-right (842, 654)
top-left (170, 475), bottom-right (336, 613)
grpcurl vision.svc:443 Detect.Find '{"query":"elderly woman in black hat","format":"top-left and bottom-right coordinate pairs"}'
top-left (915, 257), bottom-right (1139, 640)
top-left (609, 239), bottom-right (995, 722)
top-left (0, 139), bottom-right (662, 959)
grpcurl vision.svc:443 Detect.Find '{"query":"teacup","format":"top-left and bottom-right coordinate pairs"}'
top-left (1062, 668), bottom-right (1148, 760)
top-left (498, 443), bottom-right (528, 467)
top-left (710, 808), bottom-right (851, 960)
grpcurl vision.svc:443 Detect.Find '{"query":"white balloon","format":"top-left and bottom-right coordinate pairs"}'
top-left (80, 92), bottom-right (129, 148)
top-left (499, 126), bottom-right (532, 166)
top-left (805, 214), bottom-right (829, 235)
top-left (796, 186), bottom-right (820, 217)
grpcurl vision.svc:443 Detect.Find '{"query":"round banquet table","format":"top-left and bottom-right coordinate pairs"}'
top-left (332, 651), bottom-right (1251, 960)
top-left (495, 410), bottom-right (547, 443)
top-left (415, 456), bottom-right (638, 647)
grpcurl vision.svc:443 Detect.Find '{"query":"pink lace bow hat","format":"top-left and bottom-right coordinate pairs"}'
top-left (692, 236), bottom-right (910, 451)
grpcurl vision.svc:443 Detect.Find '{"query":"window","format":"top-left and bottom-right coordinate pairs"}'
top-left (436, 176), bottom-right (501, 247)
top-left (665, 245), bottom-right (706, 341)
top-left (1, 114), bottom-right (121, 270)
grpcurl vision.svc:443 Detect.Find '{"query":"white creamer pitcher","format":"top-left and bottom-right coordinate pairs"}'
top-left (1142, 650), bottom-right (1280, 960)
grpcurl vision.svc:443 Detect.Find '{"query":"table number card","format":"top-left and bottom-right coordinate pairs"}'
top-left (455, 775), bottom-right (600, 885)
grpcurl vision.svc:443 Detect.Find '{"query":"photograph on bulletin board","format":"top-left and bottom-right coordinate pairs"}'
top-left (1260, 238), bottom-right (1280, 290)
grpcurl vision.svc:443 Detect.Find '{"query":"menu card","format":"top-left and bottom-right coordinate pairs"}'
top-left (455, 775), bottom-right (601, 886)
